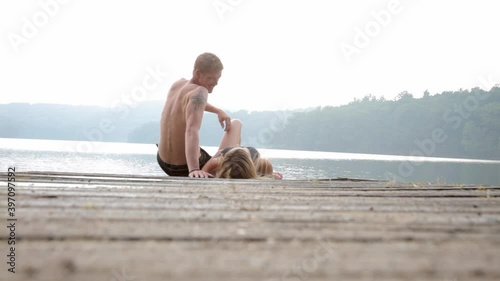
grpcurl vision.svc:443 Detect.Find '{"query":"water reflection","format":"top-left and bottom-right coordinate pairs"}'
top-left (270, 158), bottom-right (500, 185)
top-left (1, 144), bottom-right (499, 185)
top-left (0, 149), bottom-right (162, 176)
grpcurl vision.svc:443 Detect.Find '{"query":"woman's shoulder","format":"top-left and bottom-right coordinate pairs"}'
top-left (242, 146), bottom-right (260, 160)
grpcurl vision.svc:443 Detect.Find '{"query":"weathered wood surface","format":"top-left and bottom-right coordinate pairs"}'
top-left (1, 171), bottom-right (500, 281)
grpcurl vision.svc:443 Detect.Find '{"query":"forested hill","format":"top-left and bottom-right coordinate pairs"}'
top-left (0, 87), bottom-right (499, 160)
top-left (272, 87), bottom-right (500, 160)
top-left (0, 101), bottom-right (295, 148)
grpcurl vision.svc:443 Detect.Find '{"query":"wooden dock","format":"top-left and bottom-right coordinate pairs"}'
top-left (1, 171), bottom-right (500, 281)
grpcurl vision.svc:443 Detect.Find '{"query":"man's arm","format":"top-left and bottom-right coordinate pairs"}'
top-left (204, 103), bottom-right (220, 114)
top-left (205, 102), bottom-right (231, 131)
top-left (185, 88), bottom-right (213, 178)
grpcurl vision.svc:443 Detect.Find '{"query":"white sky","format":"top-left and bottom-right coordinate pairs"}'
top-left (1, 0), bottom-right (499, 111)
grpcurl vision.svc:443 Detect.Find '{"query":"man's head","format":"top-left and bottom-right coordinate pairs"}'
top-left (192, 53), bottom-right (223, 93)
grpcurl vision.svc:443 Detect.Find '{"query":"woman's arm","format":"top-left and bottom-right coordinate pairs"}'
top-left (202, 157), bottom-right (219, 174)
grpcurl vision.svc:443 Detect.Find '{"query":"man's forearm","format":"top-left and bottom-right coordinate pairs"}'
top-left (205, 103), bottom-right (221, 114)
top-left (185, 130), bottom-right (200, 172)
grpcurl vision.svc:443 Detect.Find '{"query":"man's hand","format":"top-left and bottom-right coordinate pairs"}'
top-left (217, 110), bottom-right (231, 131)
top-left (205, 103), bottom-right (231, 131)
top-left (189, 170), bottom-right (214, 178)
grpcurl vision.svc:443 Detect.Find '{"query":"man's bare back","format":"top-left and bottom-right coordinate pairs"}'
top-left (158, 78), bottom-right (205, 165)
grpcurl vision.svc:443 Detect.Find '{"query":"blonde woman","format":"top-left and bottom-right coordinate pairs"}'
top-left (202, 119), bottom-right (283, 179)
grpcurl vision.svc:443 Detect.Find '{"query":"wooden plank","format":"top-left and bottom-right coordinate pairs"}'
top-left (8, 240), bottom-right (500, 281)
top-left (1, 172), bottom-right (499, 281)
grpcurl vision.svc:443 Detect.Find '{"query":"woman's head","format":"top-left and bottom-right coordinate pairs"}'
top-left (216, 147), bottom-right (257, 179)
top-left (255, 158), bottom-right (274, 177)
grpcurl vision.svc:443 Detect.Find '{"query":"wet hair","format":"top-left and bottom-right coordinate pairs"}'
top-left (194, 53), bottom-right (223, 73)
top-left (216, 147), bottom-right (257, 179)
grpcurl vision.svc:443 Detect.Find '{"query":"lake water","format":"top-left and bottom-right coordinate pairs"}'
top-left (1, 138), bottom-right (499, 185)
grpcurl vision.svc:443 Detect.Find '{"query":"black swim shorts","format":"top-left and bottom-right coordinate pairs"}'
top-left (157, 147), bottom-right (211, 177)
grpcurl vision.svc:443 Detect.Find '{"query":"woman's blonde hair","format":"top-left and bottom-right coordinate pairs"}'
top-left (255, 158), bottom-right (274, 178)
top-left (215, 147), bottom-right (257, 179)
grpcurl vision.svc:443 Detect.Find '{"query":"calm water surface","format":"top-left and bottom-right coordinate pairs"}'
top-left (1, 138), bottom-right (499, 185)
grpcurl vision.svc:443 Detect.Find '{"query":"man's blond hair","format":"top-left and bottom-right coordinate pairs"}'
top-left (194, 52), bottom-right (223, 73)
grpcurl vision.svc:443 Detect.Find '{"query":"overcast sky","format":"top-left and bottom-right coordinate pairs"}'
top-left (1, 0), bottom-right (499, 111)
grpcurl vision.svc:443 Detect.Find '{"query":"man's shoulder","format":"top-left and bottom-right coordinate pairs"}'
top-left (174, 83), bottom-right (208, 107)
top-left (173, 79), bottom-right (207, 93)
top-left (171, 78), bottom-right (188, 89)
top-left (186, 84), bottom-right (209, 97)
top-left (170, 80), bottom-right (202, 95)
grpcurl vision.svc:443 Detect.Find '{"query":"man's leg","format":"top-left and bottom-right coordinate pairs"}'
top-left (213, 119), bottom-right (242, 157)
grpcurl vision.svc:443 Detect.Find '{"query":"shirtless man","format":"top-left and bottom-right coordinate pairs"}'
top-left (157, 53), bottom-right (231, 178)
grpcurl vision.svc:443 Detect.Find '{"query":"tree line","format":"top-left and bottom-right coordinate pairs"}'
top-left (271, 87), bottom-right (500, 160)
top-left (1, 87), bottom-right (499, 160)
